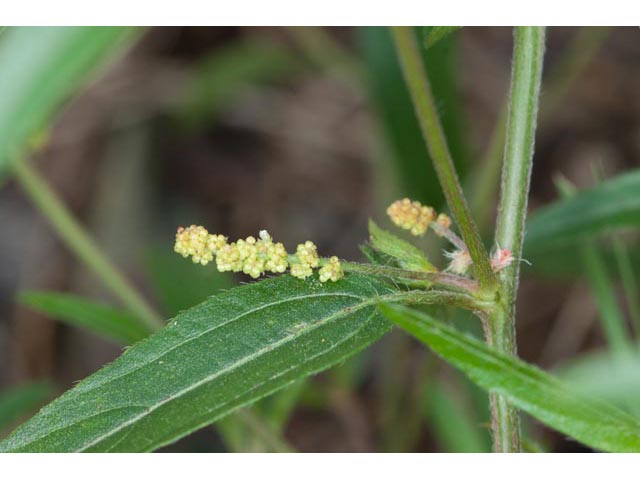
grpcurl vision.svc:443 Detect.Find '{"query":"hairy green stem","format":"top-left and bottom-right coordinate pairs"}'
top-left (490, 27), bottom-right (546, 452)
top-left (472, 27), bottom-right (608, 230)
top-left (390, 26), bottom-right (496, 291)
top-left (13, 160), bottom-right (163, 331)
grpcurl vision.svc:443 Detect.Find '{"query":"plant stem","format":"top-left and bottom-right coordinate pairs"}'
top-left (12, 160), bottom-right (163, 332)
top-left (491, 26), bottom-right (546, 452)
top-left (390, 26), bottom-right (496, 291)
top-left (471, 27), bottom-right (608, 231)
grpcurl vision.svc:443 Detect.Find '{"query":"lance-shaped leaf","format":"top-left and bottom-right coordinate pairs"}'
top-left (0, 274), bottom-right (393, 452)
top-left (19, 291), bottom-right (152, 345)
top-left (0, 27), bottom-right (138, 175)
top-left (381, 304), bottom-right (640, 452)
top-left (525, 169), bottom-right (640, 252)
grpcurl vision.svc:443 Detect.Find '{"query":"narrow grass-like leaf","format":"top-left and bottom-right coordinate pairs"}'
top-left (525, 169), bottom-right (640, 252)
top-left (381, 303), bottom-right (640, 452)
top-left (555, 177), bottom-right (632, 355)
top-left (613, 238), bottom-right (640, 335)
top-left (422, 27), bottom-right (462, 50)
top-left (19, 291), bottom-right (152, 345)
top-left (0, 27), bottom-right (138, 174)
top-left (424, 377), bottom-right (489, 452)
top-left (0, 382), bottom-right (53, 433)
top-left (0, 274), bottom-right (393, 452)
top-left (368, 219), bottom-right (436, 272)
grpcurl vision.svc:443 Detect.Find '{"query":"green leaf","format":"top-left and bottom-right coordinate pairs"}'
top-left (423, 27), bottom-right (463, 50)
top-left (0, 27), bottom-right (138, 175)
top-left (381, 303), bottom-right (640, 452)
top-left (525, 169), bottom-right (640, 253)
top-left (0, 382), bottom-right (53, 433)
top-left (18, 291), bottom-right (152, 345)
top-left (559, 349), bottom-right (640, 407)
top-left (424, 377), bottom-right (489, 452)
top-left (368, 219), bottom-right (436, 272)
top-left (0, 274), bottom-right (393, 452)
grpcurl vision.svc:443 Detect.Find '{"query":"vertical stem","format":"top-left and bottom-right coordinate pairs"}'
top-left (491, 27), bottom-right (546, 452)
top-left (391, 26), bottom-right (496, 291)
top-left (13, 160), bottom-right (163, 332)
top-left (471, 27), bottom-right (608, 231)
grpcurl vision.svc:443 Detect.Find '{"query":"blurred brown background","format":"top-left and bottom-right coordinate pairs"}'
top-left (0, 27), bottom-right (639, 452)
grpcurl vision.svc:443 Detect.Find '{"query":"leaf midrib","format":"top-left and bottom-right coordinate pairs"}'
top-left (77, 295), bottom-right (380, 451)
top-left (119, 308), bottom-right (380, 453)
top-left (71, 291), bottom-right (364, 398)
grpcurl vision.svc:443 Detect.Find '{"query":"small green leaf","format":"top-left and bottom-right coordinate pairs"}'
top-left (423, 27), bottom-right (463, 50)
top-left (381, 303), bottom-right (640, 452)
top-left (0, 27), bottom-right (138, 175)
top-left (0, 382), bottom-right (53, 433)
top-left (525, 169), bottom-right (640, 252)
top-left (0, 274), bottom-right (393, 452)
top-left (368, 219), bottom-right (436, 272)
top-left (19, 292), bottom-right (152, 345)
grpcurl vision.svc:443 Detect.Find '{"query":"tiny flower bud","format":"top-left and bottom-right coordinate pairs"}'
top-left (290, 262), bottom-right (313, 280)
top-left (435, 213), bottom-right (452, 232)
top-left (295, 241), bottom-right (319, 268)
top-left (319, 256), bottom-right (344, 282)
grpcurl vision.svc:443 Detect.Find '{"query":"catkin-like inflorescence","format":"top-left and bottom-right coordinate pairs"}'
top-left (174, 226), bottom-right (342, 282)
top-left (386, 198), bottom-right (436, 236)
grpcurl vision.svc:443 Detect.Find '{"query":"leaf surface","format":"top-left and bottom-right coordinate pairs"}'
top-left (0, 274), bottom-right (392, 452)
top-left (381, 304), bottom-right (640, 452)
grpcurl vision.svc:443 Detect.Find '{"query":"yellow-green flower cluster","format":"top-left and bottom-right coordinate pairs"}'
top-left (174, 225), bottom-right (227, 266)
top-left (215, 230), bottom-right (289, 279)
top-left (319, 256), bottom-right (344, 282)
top-left (174, 226), bottom-right (343, 282)
top-left (386, 198), bottom-right (436, 236)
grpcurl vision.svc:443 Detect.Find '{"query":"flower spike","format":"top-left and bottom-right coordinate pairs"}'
top-left (174, 226), bottom-right (343, 282)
